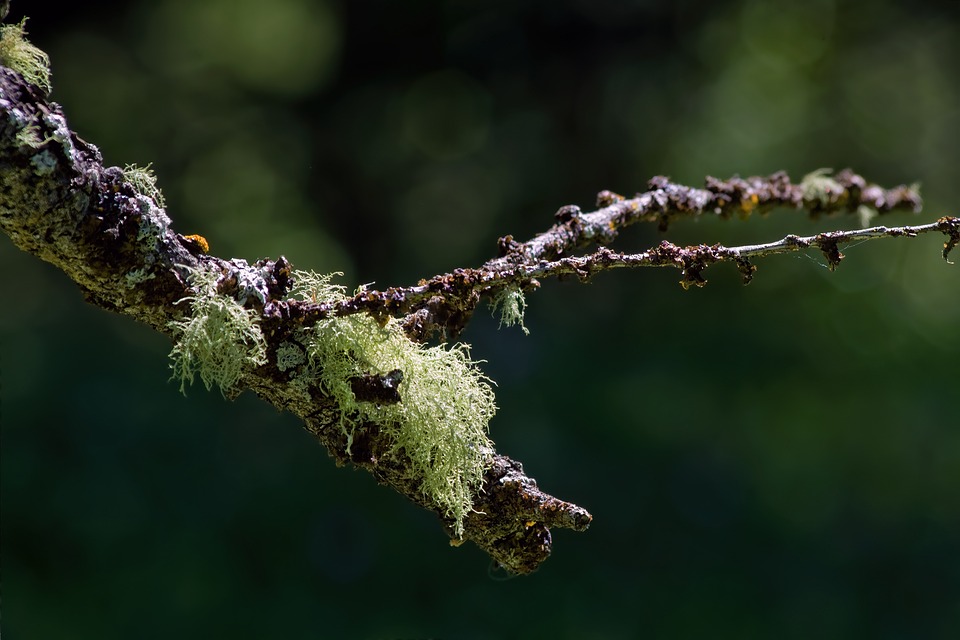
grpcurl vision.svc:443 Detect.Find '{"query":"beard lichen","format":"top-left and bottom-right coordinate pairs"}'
top-left (168, 267), bottom-right (268, 395)
top-left (292, 271), bottom-right (497, 537)
top-left (490, 286), bottom-right (529, 335)
top-left (167, 268), bottom-right (497, 537)
top-left (0, 19), bottom-right (52, 94)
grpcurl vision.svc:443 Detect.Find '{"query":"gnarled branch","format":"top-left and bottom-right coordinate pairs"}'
top-left (1, 42), bottom-right (951, 574)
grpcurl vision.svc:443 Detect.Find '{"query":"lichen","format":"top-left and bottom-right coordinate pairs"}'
top-left (291, 271), bottom-right (497, 537)
top-left (0, 19), bottom-right (51, 94)
top-left (29, 149), bottom-right (56, 175)
top-left (801, 168), bottom-right (843, 207)
top-left (490, 286), bottom-right (529, 335)
top-left (123, 163), bottom-right (166, 210)
top-left (166, 266), bottom-right (498, 536)
top-left (168, 267), bottom-right (268, 394)
top-left (276, 341), bottom-right (306, 372)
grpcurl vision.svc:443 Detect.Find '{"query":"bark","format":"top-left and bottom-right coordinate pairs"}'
top-left (1, 64), bottom-right (591, 575)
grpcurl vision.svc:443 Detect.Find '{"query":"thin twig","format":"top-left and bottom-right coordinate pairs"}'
top-left (503, 216), bottom-right (960, 289)
top-left (278, 171), bottom-right (928, 337)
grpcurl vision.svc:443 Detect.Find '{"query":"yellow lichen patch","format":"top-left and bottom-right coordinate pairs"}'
top-left (740, 193), bottom-right (760, 214)
top-left (183, 234), bottom-right (210, 253)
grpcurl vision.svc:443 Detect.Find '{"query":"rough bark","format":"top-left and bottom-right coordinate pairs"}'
top-left (1, 64), bottom-right (592, 575)
top-left (4, 57), bottom-right (953, 573)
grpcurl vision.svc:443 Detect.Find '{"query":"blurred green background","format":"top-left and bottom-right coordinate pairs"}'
top-left (2, 0), bottom-right (959, 637)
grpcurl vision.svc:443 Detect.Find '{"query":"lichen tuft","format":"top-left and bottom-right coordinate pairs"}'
top-left (123, 163), bottom-right (166, 210)
top-left (292, 270), bottom-right (497, 537)
top-left (0, 19), bottom-right (52, 93)
top-left (490, 286), bottom-right (529, 335)
top-left (168, 268), bottom-right (268, 395)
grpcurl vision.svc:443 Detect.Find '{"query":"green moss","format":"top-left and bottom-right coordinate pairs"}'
top-left (292, 271), bottom-right (497, 537)
top-left (0, 19), bottom-right (52, 93)
top-left (168, 268), bottom-right (268, 394)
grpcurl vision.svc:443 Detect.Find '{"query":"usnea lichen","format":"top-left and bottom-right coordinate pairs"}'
top-left (123, 163), bottom-right (166, 210)
top-left (168, 268), bottom-right (268, 394)
top-left (490, 286), bottom-right (529, 335)
top-left (291, 271), bottom-right (497, 537)
top-left (0, 19), bottom-right (52, 93)
top-left (167, 268), bottom-right (497, 537)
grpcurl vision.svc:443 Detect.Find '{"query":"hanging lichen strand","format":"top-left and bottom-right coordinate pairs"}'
top-left (168, 269), bottom-right (497, 538)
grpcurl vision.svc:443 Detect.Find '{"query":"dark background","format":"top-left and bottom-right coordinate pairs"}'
top-left (2, 0), bottom-right (959, 637)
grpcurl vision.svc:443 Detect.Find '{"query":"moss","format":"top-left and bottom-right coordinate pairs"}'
top-left (0, 19), bottom-right (52, 94)
top-left (490, 286), bottom-right (529, 335)
top-left (168, 268), bottom-right (268, 394)
top-left (292, 271), bottom-right (497, 537)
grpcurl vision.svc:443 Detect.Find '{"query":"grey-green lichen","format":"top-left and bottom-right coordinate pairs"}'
top-left (801, 168), bottom-right (843, 206)
top-left (0, 19), bottom-right (51, 94)
top-left (276, 341), bottom-right (306, 373)
top-left (490, 286), bottom-right (529, 335)
top-left (167, 267), bottom-right (497, 536)
top-left (123, 163), bottom-right (166, 210)
top-left (291, 271), bottom-right (497, 537)
top-left (168, 267), bottom-right (268, 394)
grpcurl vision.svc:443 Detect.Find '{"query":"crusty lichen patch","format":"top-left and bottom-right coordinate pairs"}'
top-left (292, 271), bottom-right (497, 537)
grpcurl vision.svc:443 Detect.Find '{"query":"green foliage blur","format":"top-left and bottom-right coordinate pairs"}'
top-left (2, 0), bottom-right (958, 637)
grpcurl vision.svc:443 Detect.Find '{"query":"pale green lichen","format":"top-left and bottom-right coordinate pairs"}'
top-left (29, 149), bottom-right (56, 175)
top-left (0, 19), bottom-right (51, 93)
top-left (124, 266), bottom-right (156, 287)
top-left (15, 124), bottom-right (45, 148)
top-left (123, 163), bottom-right (166, 210)
top-left (167, 267), bottom-right (497, 536)
top-left (490, 286), bottom-right (529, 335)
top-left (292, 271), bottom-right (497, 537)
top-left (168, 268), bottom-right (268, 394)
top-left (857, 204), bottom-right (877, 228)
top-left (276, 341), bottom-right (306, 372)
top-left (801, 168), bottom-right (843, 206)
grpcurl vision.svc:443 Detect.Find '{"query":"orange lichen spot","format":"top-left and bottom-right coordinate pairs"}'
top-left (183, 234), bottom-right (210, 253)
top-left (449, 537), bottom-right (466, 547)
top-left (740, 193), bottom-right (760, 214)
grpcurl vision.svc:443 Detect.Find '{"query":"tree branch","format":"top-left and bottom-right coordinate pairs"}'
top-left (0, 62), bottom-right (590, 575)
top-left (1, 41), bottom-right (952, 574)
top-left (280, 170), bottom-right (931, 339)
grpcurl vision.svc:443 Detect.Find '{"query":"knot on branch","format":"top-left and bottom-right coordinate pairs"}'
top-left (937, 216), bottom-right (960, 263)
top-left (462, 455), bottom-right (593, 575)
top-left (704, 171), bottom-right (796, 219)
top-left (596, 189), bottom-right (625, 207)
top-left (349, 369), bottom-right (403, 404)
top-left (813, 233), bottom-right (845, 270)
top-left (497, 233), bottom-right (525, 261)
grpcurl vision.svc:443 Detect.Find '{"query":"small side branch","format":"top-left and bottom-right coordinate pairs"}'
top-left (279, 172), bottom-right (929, 337)
top-left (507, 217), bottom-right (960, 289)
